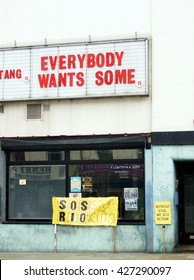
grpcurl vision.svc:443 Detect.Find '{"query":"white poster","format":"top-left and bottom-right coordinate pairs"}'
top-left (124, 188), bottom-right (138, 199)
top-left (70, 176), bottom-right (82, 193)
top-left (125, 198), bottom-right (138, 211)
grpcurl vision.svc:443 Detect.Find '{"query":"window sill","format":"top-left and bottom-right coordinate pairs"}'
top-left (2, 220), bottom-right (52, 224)
top-left (3, 220), bottom-right (145, 225)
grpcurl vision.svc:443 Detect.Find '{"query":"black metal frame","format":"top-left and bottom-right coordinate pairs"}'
top-left (2, 135), bottom-right (147, 225)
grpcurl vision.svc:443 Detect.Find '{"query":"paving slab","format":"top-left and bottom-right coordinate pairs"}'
top-left (0, 252), bottom-right (194, 260)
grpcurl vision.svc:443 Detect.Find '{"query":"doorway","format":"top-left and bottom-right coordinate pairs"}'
top-left (177, 162), bottom-right (194, 244)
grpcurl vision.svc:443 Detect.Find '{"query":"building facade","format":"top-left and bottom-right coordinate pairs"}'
top-left (0, 0), bottom-right (194, 252)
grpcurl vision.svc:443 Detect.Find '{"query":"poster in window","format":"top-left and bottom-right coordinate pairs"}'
top-left (70, 176), bottom-right (82, 193)
top-left (125, 198), bottom-right (138, 211)
top-left (124, 187), bottom-right (138, 199)
top-left (82, 176), bottom-right (93, 192)
top-left (52, 197), bottom-right (118, 226)
top-left (69, 192), bottom-right (82, 198)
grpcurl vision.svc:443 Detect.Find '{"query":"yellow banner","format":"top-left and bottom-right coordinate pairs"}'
top-left (52, 197), bottom-right (118, 226)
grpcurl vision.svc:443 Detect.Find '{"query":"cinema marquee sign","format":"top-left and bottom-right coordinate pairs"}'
top-left (0, 39), bottom-right (148, 101)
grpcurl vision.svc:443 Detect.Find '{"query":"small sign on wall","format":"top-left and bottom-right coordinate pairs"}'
top-left (155, 201), bottom-right (171, 225)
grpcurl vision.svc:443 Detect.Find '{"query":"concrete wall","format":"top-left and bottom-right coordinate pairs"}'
top-left (152, 145), bottom-right (194, 252)
top-left (0, 148), bottom-right (5, 223)
top-left (0, 224), bottom-right (146, 252)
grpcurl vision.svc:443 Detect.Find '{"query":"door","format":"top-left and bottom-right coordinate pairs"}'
top-left (177, 162), bottom-right (194, 244)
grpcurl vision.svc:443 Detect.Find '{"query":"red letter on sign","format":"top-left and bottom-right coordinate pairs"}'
top-left (115, 51), bottom-right (124, 66)
top-left (87, 54), bottom-right (95, 68)
top-left (38, 74), bottom-right (49, 88)
top-left (77, 54), bottom-right (86, 68)
top-left (128, 69), bottom-right (135, 84)
top-left (68, 55), bottom-right (76, 69)
top-left (41, 57), bottom-right (48, 71)
top-left (95, 71), bottom-right (103, 86)
top-left (59, 56), bottom-right (66, 70)
top-left (49, 56), bottom-right (57, 70)
top-left (76, 72), bottom-right (85, 86)
top-left (104, 70), bottom-right (113, 85)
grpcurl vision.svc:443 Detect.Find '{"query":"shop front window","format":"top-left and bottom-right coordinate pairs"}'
top-left (69, 163), bottom-right (144, 222)
top-left (70, 149), bottom-right (143, 160)
top-left (10, 151), bottom-right (65, 161)
top-left (8, 165), bottom-right (66, 220)
top-left (7, 147), bottom-right (144, 223)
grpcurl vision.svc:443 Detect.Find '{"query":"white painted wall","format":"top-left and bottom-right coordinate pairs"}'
top-left (151, 0), bottom-right (194, 132)
top-left (0, 0), bottom-right (151, 47)
top-left (0, 98), bottom-right (151, 137)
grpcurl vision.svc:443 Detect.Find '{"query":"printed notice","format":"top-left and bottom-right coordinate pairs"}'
top-left (155, 201), bottom-right (172, 225)
top-left (70, 177), bottom-right (82, 193)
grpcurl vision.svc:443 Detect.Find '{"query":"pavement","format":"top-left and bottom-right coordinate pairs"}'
top-left (0, 252), bottom-right (194, 260)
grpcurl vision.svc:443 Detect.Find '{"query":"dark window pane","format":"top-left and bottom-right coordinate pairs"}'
top-left (9, 165), bottom-right (66, 219)
top-left (69, 163), bottom-right (144, 221)
top-left (70, 149), bottom-right (142, 160)
top-left (10, 151), bottom-right (65, 161)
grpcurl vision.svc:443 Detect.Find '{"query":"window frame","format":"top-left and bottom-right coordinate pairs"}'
top-left (6, 151), bottom-right (66, 224)
top-left (5, 146), bottom-right (145, 225)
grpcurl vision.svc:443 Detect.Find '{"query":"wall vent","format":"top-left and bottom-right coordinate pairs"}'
top-left (27, 104), bottom-right (41, 119)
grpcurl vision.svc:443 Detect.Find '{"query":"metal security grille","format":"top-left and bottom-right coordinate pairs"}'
top-left (0, 105), bottom-right (4, 113)
top-left (27, 104), bottom-right (41, 119)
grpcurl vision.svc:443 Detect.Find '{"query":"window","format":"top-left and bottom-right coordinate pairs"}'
top-left (9, 165), bottom-right (66, 220)
top-left (70, 149), bottom-right (143, 160)
top-left (7, 147), bottom-right (145, 223)
top-left (0, 105), bottom-right (4, 113)
top-left (10, 151), bottom-right (65, 161)
top-left (69, 163), bottom-right (144, 221)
